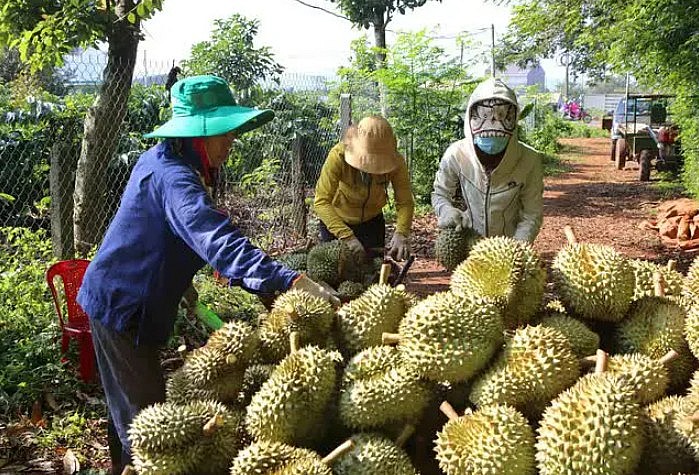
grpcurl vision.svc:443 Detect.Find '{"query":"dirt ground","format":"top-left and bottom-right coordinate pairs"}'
top-left (405, 136), bottom-right (696, 296)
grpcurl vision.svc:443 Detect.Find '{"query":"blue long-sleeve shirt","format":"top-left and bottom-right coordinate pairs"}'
top-left (77, 141), bottom-right (299, 344)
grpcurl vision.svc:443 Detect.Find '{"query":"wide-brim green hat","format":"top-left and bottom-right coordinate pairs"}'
top-left (144, 75), bottom-right (274, 138)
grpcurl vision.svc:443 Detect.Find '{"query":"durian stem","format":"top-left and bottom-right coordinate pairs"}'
top-left (395, 424), bottom-right (415, 447)
top-left (581, 355), bottom-right (598, 365)
top-left (439, 401), bottom-right (460, 421)
top-left (594, 349), bottom-right (609, 374)
top-left (382, 332), bottom-right (402, 345)
top-left (177, 344), bottom-right (187, 359)
top-left (689, 411), bottom-right (699, 424)
top-left (563, 226), bottom-right (578, 245)
top-left (653, 271), bottom-right (666, 297)
top-left (380, 263), bottom-right (392, 285)
top-left (321, 439), bottom-right (355, 466)
top-left (659, 349), bottom-right (679, 365)
top-left (667, 259), bottom-right (677, 271)
top-left (203, 414), bottom-right (223, 436)
top-left (120, 466), bottom-right (137, 475)
top-left (290, 331), bottom-right (300, 353)
top-left (395, 284), bottom-right (406, 292)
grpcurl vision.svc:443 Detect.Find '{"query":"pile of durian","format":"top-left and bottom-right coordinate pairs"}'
top-left (128, 227), bottom-right (699, 475)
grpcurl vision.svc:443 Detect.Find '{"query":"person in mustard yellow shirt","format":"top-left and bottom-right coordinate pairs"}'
top-left (314, 115), bottom-right (414, 260)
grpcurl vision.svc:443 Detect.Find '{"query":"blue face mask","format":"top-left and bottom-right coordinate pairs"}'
top-left (474, 136), bottom-right (509, 155)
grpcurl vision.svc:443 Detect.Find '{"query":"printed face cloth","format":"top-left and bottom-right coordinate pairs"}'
top-left (470, 98), bottom-right (517, 138)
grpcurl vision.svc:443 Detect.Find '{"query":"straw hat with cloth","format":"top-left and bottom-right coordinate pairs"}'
top-left (314, 115), bottom-right (415, 261)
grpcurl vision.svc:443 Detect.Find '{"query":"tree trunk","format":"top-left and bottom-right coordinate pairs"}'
top-left (372, 11), bottom-right (389, 117)
top-left (73, 0), bottom-right (139, 256)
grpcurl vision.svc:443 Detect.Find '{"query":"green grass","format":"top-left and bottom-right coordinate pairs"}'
top-left (651, 170), bottom-right (687, 198)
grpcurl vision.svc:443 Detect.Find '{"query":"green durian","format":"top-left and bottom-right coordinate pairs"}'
top-left (604, 353), bottom-right (671, 405)
top-left (307, 240), bottom-right (352, 287)
top-left (238, 364), bottom-right (274, 406)
top-left (684, 256), bottom-right (699, 301)
top-left (258, 289), bottom-right (335, 362)
top-left (535, 372), bottom-right (644, 475)
top-left (207, 319), bottom-right (259, 363)
top-left (245, 345), bottom-right (341, 446)
top-left (538, 312), bottom-right (600, 358)
top-left (435, 226), bottom-right (480, 272)
top-left (229, 441), bottom-right (330, 475)
top-left (336, 283), bottom-right (411, 355)
top-left (277, 252), bottom-right (308, 272)
top-left (469, 325), bottom-right (580, 417)
top-left (552, 242), bottom-right (634, 322)
top-left (337, 280), bottom-right (365, 301)
top-left (435, 404), bottom-right (536, 475)
top-left (392, 291), bottom-right (503, 382)
top-left (333, 433), bottom-right (417, 475)
top-left (450, 236), bottom-right (545, 328)
top-left (338, 345), bottom-right (431, 430)
top-left (630, 258), bottom-right (683, 300)
top-left (684, 305), bottom-right (699, 360)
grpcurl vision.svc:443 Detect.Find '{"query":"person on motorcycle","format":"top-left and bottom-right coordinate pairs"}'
top-left (432, 77), bottom-right (544, 243)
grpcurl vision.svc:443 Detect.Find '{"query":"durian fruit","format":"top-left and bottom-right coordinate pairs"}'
top-left (238, 364), bottom-right (274, 406)
top-left (450, 236), bottom-right (545, 328)
top-left (616, 290), bottom-right (696, 390)
top-left (684, 256), bottom-right (699, 301)
top-left (333, 433), bottom-right (418, 475)
top-left (229, 439), bottom-right (355, 475)
top-left (306, 240), bottom-right (352, 287)
top-left (336, 283), bottom-right (412, 355)
top-left (535, 353), bottom-right (645, 475)
top-left (277, 252), bottom-right (308, 272)
top-left (129, 400), bottom-right (243, 475)
top-left (434, 401), bottom-right (536, 475)
top-left (630, 258), bottom-right (683, 300)
top-left (638, 395), bottom-right (698, 475)
top-left (685, 305), bottom-right (699, 360)
top-left (245, 337), bottom-right (342, 446)
top-left (435, 226), bottom-right (480, 272)
top-left (258, 289), bottom-right (334, 362)
top-left (551, 226), bottom-right (634, 322)
top-left (337, 281), bottom-right (365, 301)
top-left (384, 291), bottom-right (503, 383)
top-left (338, 345), bottom-right (431, 430)
top-left (603, 351), bottom-right (677, 405)
top-left (469, 325), bottom-right (580, 417)
top-left (538, 310), bottom-right (600, 358)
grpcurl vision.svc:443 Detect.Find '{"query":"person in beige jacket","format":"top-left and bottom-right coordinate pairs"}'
top-left (432, 77), bottom-right (544, 243)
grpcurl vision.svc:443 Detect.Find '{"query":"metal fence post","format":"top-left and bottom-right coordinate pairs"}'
top-left (291, 133), bottom-right (307, 237)
top-left (340, 93), bottom-right (352, 136)
top-left (50, 141), bottom-right (76, 259)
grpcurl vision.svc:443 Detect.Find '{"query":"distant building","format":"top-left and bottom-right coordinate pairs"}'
top-left (485, 64), bottom-right (547, 92)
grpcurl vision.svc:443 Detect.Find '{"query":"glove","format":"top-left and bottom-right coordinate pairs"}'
top-left (343, 236), bottom-right (366, 258)
top-left (180, 283), bottom-right (199, 312)
top-left (388, 232), bottom-right (410, 261)
top-left (437, 208), bottom-right (471, 231)
top-left (291, 274), bottom-right (341, 307)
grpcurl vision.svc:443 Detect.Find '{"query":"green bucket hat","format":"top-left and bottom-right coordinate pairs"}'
top-left (144, 75), bottom-right (274, 138)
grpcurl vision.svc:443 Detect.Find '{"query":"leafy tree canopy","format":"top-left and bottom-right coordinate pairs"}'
top-left (328, 0), bottom-right (441, 28)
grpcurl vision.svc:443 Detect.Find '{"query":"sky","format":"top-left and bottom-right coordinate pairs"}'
top-left (139, 0), bottom-right (566, 87)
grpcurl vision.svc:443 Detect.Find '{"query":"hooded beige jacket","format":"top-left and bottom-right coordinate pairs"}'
top-left (431, 78), bottom-right (544, 243)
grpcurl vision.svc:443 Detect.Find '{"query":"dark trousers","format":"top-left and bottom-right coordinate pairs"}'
top-left (90, 319), bottom-right (166, 475)
top-left (319, 213), bottom-right (386, 255)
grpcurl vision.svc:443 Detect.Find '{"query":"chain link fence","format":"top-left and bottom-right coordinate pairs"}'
top-left (0, 56), bottom-right (341, 257)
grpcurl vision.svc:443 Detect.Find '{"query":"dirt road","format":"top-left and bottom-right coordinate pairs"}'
top-left (407, 137), bottom-right (692, 295)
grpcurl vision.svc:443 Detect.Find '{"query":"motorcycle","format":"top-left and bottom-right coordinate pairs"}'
top-left (561, 100), bottom-right (592, 123)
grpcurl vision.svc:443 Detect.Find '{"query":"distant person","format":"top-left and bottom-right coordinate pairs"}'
top-left (432, 77), bottom-right (544, 242)
top-left (77, 75), bottom-right (339, 474)
top-left (314, 115), bottom-right (414, 260)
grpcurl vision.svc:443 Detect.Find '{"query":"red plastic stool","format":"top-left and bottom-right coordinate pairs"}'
top-left (46, 259), bottom-right (96, 383)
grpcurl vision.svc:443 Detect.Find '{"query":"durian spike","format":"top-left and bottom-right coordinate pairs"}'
top-left (395, 424), bottom-right (416, 447)
top-left (202, 414), bottom-right (223, 436)
top-left (321, 439), bottom-right (355, 466)
top-left (563, 225), bottom-right (578, 245)
top-left (653, 271), bottom-right (666, 297)
top-left (594, 349), bottom-right (609, 374)
top-left (121, 466), bottom-right (137, 475)
top-left (382, 332), bottom-right (402, 345)
top-left (380, 263), bottom-right (392, 285)
top-left (667, 259), bottom-right (677, 271)
top-left (439, 401), bottom-right (460, 421)
top-left (290, 331), bottom-right (300, 353)
top-left (689, 411), bottom-right (699, 424)
top-left (659, 349), bottom-right (679, 365)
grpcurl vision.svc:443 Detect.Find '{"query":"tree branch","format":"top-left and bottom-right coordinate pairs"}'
top-left (289, 0), bottom-right (352, 22)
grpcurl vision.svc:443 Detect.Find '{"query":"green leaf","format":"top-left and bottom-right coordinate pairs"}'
top-left (0, 193), bottom-right (16, 204)
top-left (136, 3), bottom-right (146, 17)
top-left (127, 12), bottom-right (136, 23)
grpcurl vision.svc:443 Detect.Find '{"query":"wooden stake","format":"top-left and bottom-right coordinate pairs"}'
top-left (563, 226), bottom-right (577, 245)
top-left (321, 439), bottom-right (355, 466)
top-left (382, 332), bottom-right (402, 345)
top-left (203, 414), bottom-right (223, 436)
top-left (594, 349), bottom-right (608, 374)
top-left (439, 401), bottom-right (460, 421)
top-left (395, 424), bottom-right (415, 448)
top-left (380, 263), bottom-right (392, 285)
top-left (290, 331), bottom-right (300, 353)
top-left (659, 349), bottom-right (679, 365)
top-left (653, 271), bottom-right (666, 297)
